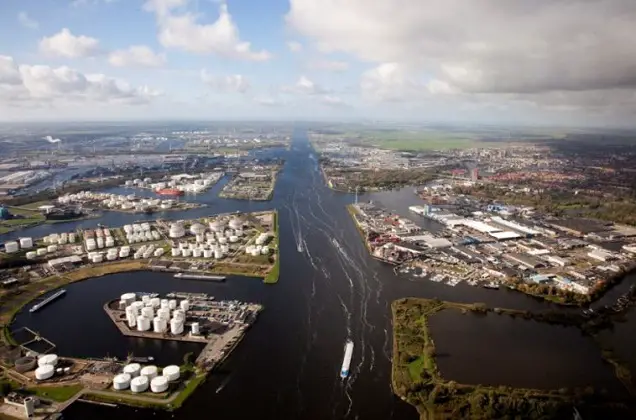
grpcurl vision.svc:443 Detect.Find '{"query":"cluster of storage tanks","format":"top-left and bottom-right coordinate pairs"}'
top-left (124, 223), bottom-right (161, 243)
top-left (84, 228), bottom-right (115, 251)
top-left (168, 217), bottom-right (244, 240)
top-left (31, 354), bottom-right (70, 381)
top-left (43, 232), bottom-right (77, 245)
top-left (59, 191), bottom-right (174, 212)
top-left (4, 237), bottom-right (34, 254)
top-left (121, 293), bottom-right (198, 337)
top-left (133, 244), bottom-right (164, 259)
top-left (171, 242), bottom-right (228, 259)
top-left (114, 364), bottom-right (181, 393)
top-left (87, 245), bottom-right (132, 262)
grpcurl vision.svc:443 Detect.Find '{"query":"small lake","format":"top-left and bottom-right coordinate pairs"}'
top-left (428, 309), bottom-right (625, 393)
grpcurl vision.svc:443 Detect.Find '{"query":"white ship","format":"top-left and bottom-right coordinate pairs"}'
top-left (340, 340), bottom-right (354, 379)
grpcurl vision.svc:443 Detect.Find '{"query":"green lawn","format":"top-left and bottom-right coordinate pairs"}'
top-left (407, 356), bottom-right (425, 382)
top-left (28, 384), bottom-right (83, 402)
top-left (171, 374), bottom-right (206, 408)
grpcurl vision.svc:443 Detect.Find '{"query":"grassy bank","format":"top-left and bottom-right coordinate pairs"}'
top-left (28, 384), bottom-right (83, 402)
top-left (391, 298), bottom-right (634, 419)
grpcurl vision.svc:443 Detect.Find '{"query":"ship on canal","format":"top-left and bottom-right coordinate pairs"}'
top-left (30, 289), bottom-right (67, 313)
top-left (340, 339), bottom-right (354, 379)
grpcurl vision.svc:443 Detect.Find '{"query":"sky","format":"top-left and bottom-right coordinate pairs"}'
top-left (1, 0), bottom-right (635, 126)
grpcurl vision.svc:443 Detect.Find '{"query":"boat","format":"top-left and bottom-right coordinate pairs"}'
top-left (340, 340), bottom-right (354, 379)
top-left (155, 188), bottom-right (184, 197)
top-left (483, 282), bottom-right (499, 290)
top-left (174, 273), bottom-right (226, 281)
top-left (297, 243), bottom-right (303, 252)
top-left (30, 289), bottom-right (66, 313)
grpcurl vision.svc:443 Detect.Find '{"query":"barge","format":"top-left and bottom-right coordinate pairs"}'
top-left (30, 289), bottom-right (66, 313)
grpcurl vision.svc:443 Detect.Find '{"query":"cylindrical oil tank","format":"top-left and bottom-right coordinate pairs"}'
top-left (4, 241), bottom-right (19, 253)
top-left (229, 235), bottom-right (239, 243)
top-left (158, 308), bottom-right (170, 321)
top-left (154, 248), bottom-right (164, 257)
top-left (136, 316), bottom-right (151, 331)
top-left (19, 237), bottom-right (33, 249)
top-left (140, 365), bottom-right (158, 380)
top-left (215, 249), bottom-right (223, 259)
top-left (141, 295), bottom-right (150, 305)
top-left (123, 363), bottom-right (141, 377)
top-left (36, 248), bottom-right (47, 256)
top-left (91, 254), bottom-right (103, 263)
top-left (38, 354), bottom-right (58, 367)
top-left (171, 248), bottom-right (180, 257)
top-left (132, 301), bottom-right (144, 313)
top-left (14, 356), bottom-right (37, 373)
top-left (261, 246), bottom-right (270, 255)
top-left (191, 322), bottom-right (200, 335)
top-left (113, 373), bottom-right (131, 390)
top-left (97, 237), bottom-right (104, 249)
top-left (179, 300), bottom-right (190, 312)
top-left (130, 375), bottom-right (149, 393)
top-left (106, 253), bottom-right (117, 261)
top-left (192, 248), bottom-right (202, 258)
top-left (150, 376), bottom-right (169, 393)
top-left (105, 237), bottom-right (115, 247)
top-left (173, 309), bottom-right (185, 321)
top-left (150, 298), bottom-right (161, 308)
top-left (26, 251), bottom-right (37, 260)
top-left (24, 397), bottom-right (35, 417)
top-left (203, 249), bottom-right (213, 258)
top-left (161, 299), bottom-right (169, 309)
top-left (181, 248), bottom-right (191, 257)
top-left (209, 221), bottom-right (222, 232)
top-left (168, 300), bottom-right (177, 310)
top-left (47, 245), bottom-right (58, 253)
top-left (127, 314), bottom-right (137, 328)
top-left (141, 307), bottom-right (154, 319)
top-left (153, 317), bottom-right (167, 333)
top-left (69, 233), bottom-right (76, 243)
top-left (162, 365), bottom-right (180, 381)
top-left (218, 237), bottom-right (227, 244)
top-left (170, 319), bottom-right (184, 335)
top-left (35, 365), bottom-right (55, 380)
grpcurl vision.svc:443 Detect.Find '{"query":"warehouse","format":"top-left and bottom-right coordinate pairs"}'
top-left (503, 253), bottom-right (546, 269)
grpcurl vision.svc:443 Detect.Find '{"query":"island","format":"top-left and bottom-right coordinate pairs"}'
top-left (219, 164), bottom-right (281, 201)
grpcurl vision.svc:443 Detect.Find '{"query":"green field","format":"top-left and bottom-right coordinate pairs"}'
top-left (341, 130), bottom-right (499, 151)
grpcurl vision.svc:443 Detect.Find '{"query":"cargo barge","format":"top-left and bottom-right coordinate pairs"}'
top-left (30, 289), bottom-right (66, 313)
top-left (174, 273), bottom-right (226, 282)
top-left (340, 340), bottom-right (354, 379)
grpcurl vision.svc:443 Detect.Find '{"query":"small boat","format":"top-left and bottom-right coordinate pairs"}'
top-left (340, 340), bottom-right (354, 379)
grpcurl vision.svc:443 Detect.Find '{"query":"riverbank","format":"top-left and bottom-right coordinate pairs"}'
top-left (391, 298), bottom-right (636, 419)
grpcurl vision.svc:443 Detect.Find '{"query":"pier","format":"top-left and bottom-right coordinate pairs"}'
top-left (30, 289), bottom-right (66, 313)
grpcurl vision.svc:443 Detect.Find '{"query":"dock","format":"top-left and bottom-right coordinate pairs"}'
top-left (174, 273), bottom-right (226, 281)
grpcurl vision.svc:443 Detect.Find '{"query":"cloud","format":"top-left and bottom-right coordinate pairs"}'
top-left (287, 0), bottom-right (636, 116)
top-left (18, 12), bottom-right (39, 29)
top-left (308, 59), bottom-right (349, 72)
top-left (287, 41), bottom-right (303, 53)
top-left (283, 75), bottom-right (327, 95)
top-left (320, 95), bottom-right (349, 107)
top-left (108, 45), bottom-right (167, 67)
top-left (201, 70), bottom-right (250, 93)
top-left (39, 28), bottom-right (101, 58)
top-left (44, 135), bottom-right (62, 143)
top-left (254, 96), bottom-right (285, 107)
top-left (0, 55), bottom-right (160, 108)
top-left (146, 2), bottom-right (271, 61)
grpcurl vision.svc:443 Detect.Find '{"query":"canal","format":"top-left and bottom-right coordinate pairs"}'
top-left (4, 131), bottom-right (635, 419)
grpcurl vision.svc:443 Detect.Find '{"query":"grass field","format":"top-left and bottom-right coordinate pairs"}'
top-left (341, 129), bottom-right (501, 151)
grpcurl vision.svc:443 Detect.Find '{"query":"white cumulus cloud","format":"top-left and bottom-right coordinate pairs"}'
top-left (108, 45), bottom-right (167, 67)
top-left (283, 75), bottom-right (327, 95)
top-left (39, 28), bottom-right (101, 58)
top-left (201, 70), bottom-right (250, 93)
top-left (18, 12), bottom-right (39, 29)
top-left (287, 41), bottom-right (303, 53)
top-left (147, 3), bottom-right (271, 61)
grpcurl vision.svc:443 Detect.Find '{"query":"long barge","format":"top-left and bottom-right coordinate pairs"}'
top-left (30, 289), bottom-right (66, 313)
top-left (174, 273), bottom-right (226, 282)
top-left (340, 339), bottom-right (354, 379)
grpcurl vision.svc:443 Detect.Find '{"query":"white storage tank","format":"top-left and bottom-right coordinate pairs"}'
top-left (168, 299), bottom-right (177, 310)
top-left (203, 249), bottom-right (213, 258)
top-left (37, 248), bottom-right (47, 256)
top-left (150, 298), bottom-right (161, 308)
top-left (229, 218), bottom-right (242, 230)
top-left (191, 322), bottom-right (200, 335)
top-left (154, 248), bottom-right (164, 257)
top-left (69, 233), bottom-right (76, 243)
top-left (92, 254), bottom-right (103, 263)
top-left (158, 308), bottom-right (170, 321)
top-left (162, 365), bottom-right (180, 381)
top-left (169, 223), bottom-right (185, 239)
top-left (182, 248), bottom-right (191, 257)
top-left (47, 245), bottom-right (58, 253)
top-left (209, 221), bottom-right (222, 232)
top-left (19, 237), bottom-right (33, 249)
top-left (136, 316), bottom-right (151, 331)
top-left (97, 237), bottom-right (104, 249)
top-left (4, 241), bottom-right (19, 254)
top-left (261, 246), bottom-right (270, 255)
top-left (106, 253), bottom-right (117, 261)
top-left (127, 314), bottom-right (137, 328)
top-left (229, 235), bottom-right (239, 243)
top-left (170, 318), bottom-right (184, 335)
top-left (171, 248), bottom-right (180, 257)
top-left (38, 354), bottom-right (58, 367)
top-left (161, 299), bottom-right (169, 309)
top-left (130, 375), bottom-right (149, 393)
top-left (141, 307), bottom-right (154, 319)
top-left (192, 248), bottom-right (202, 258)
top-left (180, 300), bottom-right (190, 312)
top-left (153, 317), bottom-right (167, 333)
top-left (141, 295), bottom-right (151, 304)
top-left (190, 223), bottom-right (206, 236)
top-left (140, 365), bottom-right (159, 380)
top-left (105, 237), bottom-right (115, 247)
top-left (123, 363), bottom-right (141, 377)
top-left (150, 376), bottom-right (169, 393)
top-left (172, 309), bottom-right (185, 321)
top-left (121, 293), bottom-right (136, 305)
top-left (218, 237), bottom-right (228, 244)
top-left (132, 301), bottom-right (145, 313)
top-left (35, 365), bottom-right (55, 381)
top-left (113, 373), bottom-right (132, 390)
top-left (215, 249), bottom-right (224, 259)
top-left (26, 251), bottom-right (37, 260)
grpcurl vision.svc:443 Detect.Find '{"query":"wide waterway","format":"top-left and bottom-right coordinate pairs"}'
top-left (4, 131), bottom-right (636, 419)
